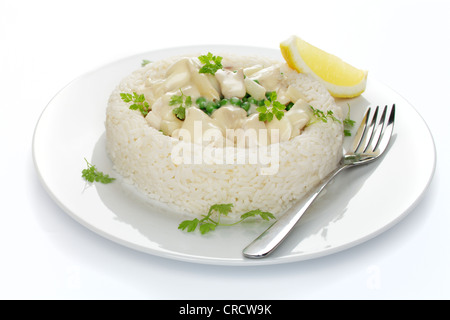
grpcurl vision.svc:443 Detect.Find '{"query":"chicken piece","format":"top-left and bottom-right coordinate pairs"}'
top-left (159, 106), bottom-right (183, 136)
top-left (266, 116), bottom-right (292, 143)
top-left (142, 79), bottom-right (165, 105)
top-left (284, 109), bottom-right (310, 139)
top-left (275, 88), bottom-right (291, 105)
top-left (211, 105), bottom-right (248, 145)
top-left (243, 64), bottom-right (263, 77)
top-left (145, 95), bottom-right (168, 130)
top-left (244, 78), bottom-right (266, 100)
top-left (289, 98), bottom-right (310, 113)
top-left (164, 58), bottom-right (191, 92)
top-left (211, 105), bottom-right (247, 131)
top-left (282, 98), bottom-right (311, 138)
top-left (188, 60), bottom-right (221, 100)
top-left (173, 107), bottom-right (224, 146)
top-left (286, 85), bottom-right (307, 103)
top-left (240, 113), bottom-right (269, 147)
top-left (249, 65), bottom-right (282, 92)
top-left (214, 69), bottom-right (246, 99)
top-left (145, 112), bottom-right (161, 130)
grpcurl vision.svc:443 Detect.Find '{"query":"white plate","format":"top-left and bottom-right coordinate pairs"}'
top-left (32, 45), bottom-right (436, 266)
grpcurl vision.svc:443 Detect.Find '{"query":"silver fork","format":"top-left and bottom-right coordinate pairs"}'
top-left (243, 104), bottom-right (396, 259)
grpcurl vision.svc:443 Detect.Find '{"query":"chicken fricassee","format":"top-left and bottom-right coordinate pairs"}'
top-left (134, 54), bottom-right (316, 146)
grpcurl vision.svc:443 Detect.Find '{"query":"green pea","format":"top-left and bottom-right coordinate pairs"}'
top-left (205, 105), bottom-right (214, 114)
top-left (196, 97), bottom-right (207, 105)
top-left (206, 101), bottom-right (218, 115)
top-left (265, 91), bottom-right (277, 101)
top-left (230, 97), bottom-right (242, 106)
top-left (247, 97), bottom-right (257, 105)
top-left (219, 99), bottom-right (229, 106)
top-left (241, 101), bottom-right (250, 112)
top-left (198, 101), bottom-right (207, 111)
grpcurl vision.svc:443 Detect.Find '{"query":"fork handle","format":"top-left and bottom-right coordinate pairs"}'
top-left (243, 164), bottom-right (347, 259)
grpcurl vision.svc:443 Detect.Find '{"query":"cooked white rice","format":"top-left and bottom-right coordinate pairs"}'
top-left (105, 53), bottom-right (344, 220)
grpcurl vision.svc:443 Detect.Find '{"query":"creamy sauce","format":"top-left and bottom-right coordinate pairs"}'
top-left (140, 56), bottom-right (312, 145)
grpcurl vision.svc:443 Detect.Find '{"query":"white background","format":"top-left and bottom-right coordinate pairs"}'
top-left (1, 0), bottom-right (449, 299)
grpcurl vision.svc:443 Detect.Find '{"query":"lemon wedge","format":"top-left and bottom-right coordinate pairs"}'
top-left (280, 35), bottom-right (368, 98)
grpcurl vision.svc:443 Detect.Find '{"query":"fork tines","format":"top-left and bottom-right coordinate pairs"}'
top-left (354, 104), bottom-right (395, 155)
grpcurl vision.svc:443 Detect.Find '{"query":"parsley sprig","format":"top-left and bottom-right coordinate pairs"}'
top-left (307, 105), bottom-right (356, 136)
top-left (141, 59), bottom-right (151, 67)
top-left (307, 105), bottom-right (341, 127)
top-left (310, 105), bottom-right (340, 124)
top-left (178, 204), bottom-right (275, 235)
top-left (120, 92), bottom-right (150, 116)
top-left (256, 91), bottom-right (286, 122)
top-left (170, 89), bottom-right (192, 120)
top-left (343, 104), bottom-right (356, 136)
top-left (198, 52), bottom-right (223, 75)
top-left (81, 158), bottom-right (115, 184)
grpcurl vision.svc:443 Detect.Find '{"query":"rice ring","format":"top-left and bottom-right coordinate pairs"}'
top-left (105, 53), bottom-right (343, 220)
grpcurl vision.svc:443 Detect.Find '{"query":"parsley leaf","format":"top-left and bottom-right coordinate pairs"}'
top-left (198, 52), bottom-right (223, 75)
top-left (169, 94), bottom-right (184, 106)
top-left (199, 223), bottom-right (216, 235)
top-left (266, 91), bottom-right (277, 102)
top-left (141, 59), bottom-right (151, 67)
top-left (170, 89), bottom-right (192, 120)
top-left (172, 106), bottom-right (186, 120)
top-left (178, 203), bottom-right (276, 234)
top-left (308, 105), bottom-right (341, 126)
top-left (120, 93), bottom-right (133, 103)
top-left (210, 203), bottom-right (233, 217)
top-left (178, 219), bottom-right (199, 232)
top-left (256, 91), bottom-right (286, 122)
top-left (120, 92), bottom-right (150, 116)
top-left (240, 209), bottom-right (275, 221)
top-left (272, 101), bottom-right (286, 120)
top-left (81, 158), bottom-right (115, 184)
